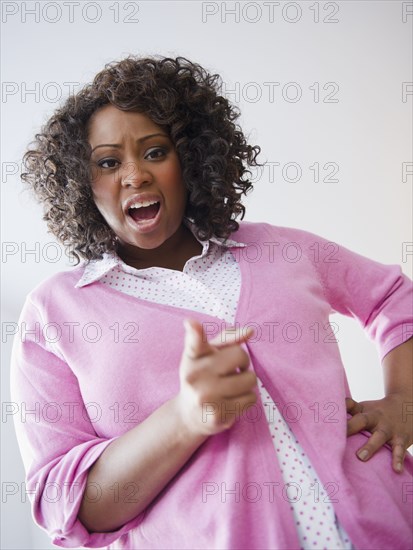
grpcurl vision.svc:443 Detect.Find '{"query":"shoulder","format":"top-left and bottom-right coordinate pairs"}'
top-left (232, 220), bottom-right (327, 246)
top-left (25, 265), bottom-right (86, 312)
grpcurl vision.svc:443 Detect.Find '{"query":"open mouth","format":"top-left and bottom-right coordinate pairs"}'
top-left (127, 201), bottom-right (161, 223)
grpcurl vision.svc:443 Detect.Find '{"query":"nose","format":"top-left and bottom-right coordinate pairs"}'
top-left (120, 158), bottom-right (152, 188)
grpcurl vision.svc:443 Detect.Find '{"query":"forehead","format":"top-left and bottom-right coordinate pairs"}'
top-left (87, 105), bottom-right (165, 144)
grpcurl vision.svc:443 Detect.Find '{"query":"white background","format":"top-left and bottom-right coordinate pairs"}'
top-left (1, 1), bottom-right (412, 548)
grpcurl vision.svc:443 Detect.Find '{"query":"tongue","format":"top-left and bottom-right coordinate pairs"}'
top-left (130, 203), bottom-right (160, 221)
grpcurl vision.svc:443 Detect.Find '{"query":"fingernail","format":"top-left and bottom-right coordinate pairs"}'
top-left (396, 463), bottom-right (402, 472)
top-left (245, 326), bottom-right (255, 338)
top-left (358, 449), bottom-right (369, 461)
top-left (184, 319), bottom-right (194, 332)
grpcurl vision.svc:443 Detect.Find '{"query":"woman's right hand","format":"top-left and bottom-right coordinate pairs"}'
top-left (79, 318), bottom-right (256, 532)
top-left (176, 319), bottom-right (258, 437)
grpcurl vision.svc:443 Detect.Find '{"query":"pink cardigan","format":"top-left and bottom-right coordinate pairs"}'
top-left (11, 222), bottom-right (413, 549)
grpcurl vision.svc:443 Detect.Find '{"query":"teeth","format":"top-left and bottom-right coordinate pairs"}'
top-left (128, 200), bottom-right (159, 210)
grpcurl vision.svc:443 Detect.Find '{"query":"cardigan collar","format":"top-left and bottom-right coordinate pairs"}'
top-left (75, 218), bottom-right (246, 288)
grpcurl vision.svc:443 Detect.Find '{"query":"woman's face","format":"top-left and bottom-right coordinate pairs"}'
top-left (88, 105), bottom-right (187, 251)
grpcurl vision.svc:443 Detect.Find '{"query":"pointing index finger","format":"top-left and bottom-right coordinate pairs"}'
top-left (183, 318), bottom-right (212, 360)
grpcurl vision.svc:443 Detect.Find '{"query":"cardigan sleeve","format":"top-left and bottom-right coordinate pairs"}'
top-left (10, 296), bottom-right (145, 548)
top-left (273, 224), bottom-right (413, 362)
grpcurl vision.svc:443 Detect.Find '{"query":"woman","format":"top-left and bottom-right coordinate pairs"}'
top-left (12, 55), bottom-right (413, 549)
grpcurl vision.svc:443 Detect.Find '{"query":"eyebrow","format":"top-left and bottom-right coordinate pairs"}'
top-left (90, 133), bottom-right (168, 153)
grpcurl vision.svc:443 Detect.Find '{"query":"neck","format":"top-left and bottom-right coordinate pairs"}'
top-left (116, 223), bottom-right (203, 271)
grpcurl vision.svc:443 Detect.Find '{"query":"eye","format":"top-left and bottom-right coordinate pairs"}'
top-left (145, 147), bottom-right (167, 160)
top-left (97, 158), bottom-right (120, 169)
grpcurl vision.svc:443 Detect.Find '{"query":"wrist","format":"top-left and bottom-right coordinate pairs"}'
top-left (170, 394), bottom-right (210, 444)
top-left (385, 390), bottom-right (412, 402)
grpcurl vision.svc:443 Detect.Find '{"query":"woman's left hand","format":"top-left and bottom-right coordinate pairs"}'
top-left (346, 394), bottom-right (413, 473)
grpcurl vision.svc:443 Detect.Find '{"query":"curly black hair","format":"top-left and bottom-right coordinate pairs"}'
top-left (21, 55), bottom-right (261, 264)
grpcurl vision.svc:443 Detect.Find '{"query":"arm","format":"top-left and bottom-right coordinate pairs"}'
top-left (10, 298), bottom-right (131, 548)
top-left (346, 336), bottom-right (413, 472)
top-left (79, 320), bottom-right (256, 532)
top-left (273, 224), bottom-right (413, 472)
top-left (12, 294), bottom-right (256, 541)
top-left (78, 395), bottom-right (207, 532)
top-left (383, 336), bottom-right (413, 398)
